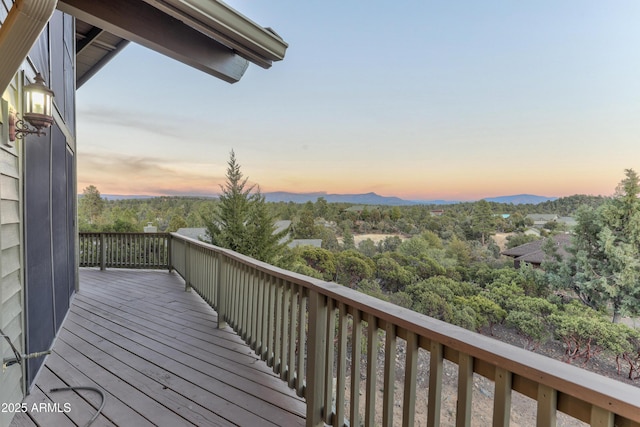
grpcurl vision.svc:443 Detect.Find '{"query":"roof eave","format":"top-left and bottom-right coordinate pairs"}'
top-left (142, 0), bottom-right (288, 69)
top-left (58, 0), bottom-right (250, 83)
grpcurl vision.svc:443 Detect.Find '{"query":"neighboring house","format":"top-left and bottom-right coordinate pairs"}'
top-left (0, 2), bottom-right (286, 426)
top-left (274, 219), bottom-right (292, 234)
top-left (524, 227), bottom-right (541, 237)
top-left (526, 214), bottom-right (559, 228)
top-left (502, 234), bottom-right (572, 268)
top-left (184, 220), bottom-right (292, 244)
top-left (557, 216), bottom-right (577, 229)
top-left (176, 227), bottom-right (208, 241)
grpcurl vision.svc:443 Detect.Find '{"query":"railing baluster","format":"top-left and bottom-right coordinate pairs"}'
top-left (335, 302), bottom-right (348, 426)
top-left (216, 254), bottom-right (227, 328)
top-left (323, 298), bottom-right (336, 425)
top-left (456, 352), bottom-right (474, 427)
top-left (259, 271), bottom-right (268, 361)
top-left (306, 290), bottom-right (328, 427)
top-left (280, 281), bottom-right (291, 381)
top-left (428, 341), bottom-right (443, 427)
top-left (536, 385), bottom-right (556, 427)
top-left (288, 282), bottom-right (299, 389)
top-left (350, 309), bottom-right (362, 427)
top-left (245, 266), bottom-right (252, 340)
top-left (493, 367), bottom-right (512, 427)
top-left (366, 313), bottom-right (378, 427)
top-left (240, 265), bottom-right (247, 335)
top-left (274, 277), bottom-right (283, 375)
top-left (267, 274), bottom-right (276, 367)
top-left (237, 265), bottom-right (244, 335)
top-left (227, 260), bottom-right (242, 328)
top-left (296, 288), bottom-right (307, 397)
top-left (100, 233), bottom-right (106, 270)
top-left (590, 406), bottom-right (614, 427)
top-left (250, 270), bottom-right (259, 350)
top-left (383, 322), bottom-right (396, 427)
top-left (255, 271), bottom-right (265, 357)
top-left (243, 266), bottom-right (250, 338)
top-left (403, 331), bottom-right (418, 427)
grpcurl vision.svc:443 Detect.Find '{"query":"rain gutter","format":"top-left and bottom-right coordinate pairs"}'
top-left (143, 0), bottom-right (288, 68)
top-left (0, 0), bottom-right (57, 93)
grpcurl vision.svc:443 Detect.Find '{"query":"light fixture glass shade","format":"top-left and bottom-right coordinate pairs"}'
top-left (23, 73), bottom-right (54, 129)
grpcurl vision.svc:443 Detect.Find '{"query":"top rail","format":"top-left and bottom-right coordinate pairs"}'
top-left (169, 232), bottom-right (640, 427)
top-left (79, 232), bottom-right (170, 270)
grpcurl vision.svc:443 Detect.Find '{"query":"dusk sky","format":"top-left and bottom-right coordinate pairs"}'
top-left (77, 1), bottom-right (640, 201)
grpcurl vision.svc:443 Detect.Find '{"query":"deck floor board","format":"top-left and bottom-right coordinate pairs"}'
top-left (12, 269), bottom-right (305, 427)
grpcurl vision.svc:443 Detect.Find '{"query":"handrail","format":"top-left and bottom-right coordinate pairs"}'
top-left (79, 232), bottom-right (170, 270)
top-left (170, 232), bottom-right (640, 427)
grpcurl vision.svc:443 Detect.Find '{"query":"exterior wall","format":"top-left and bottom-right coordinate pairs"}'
top-left (24, 10), bottom-right (77, 387)
top-left (0, 77), bottom-right (25, 427)
top-left (0, 5), bottom-right (76, 427)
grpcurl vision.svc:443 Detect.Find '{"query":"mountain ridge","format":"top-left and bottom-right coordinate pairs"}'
top-left (98, 192), bottom-right (558, 205)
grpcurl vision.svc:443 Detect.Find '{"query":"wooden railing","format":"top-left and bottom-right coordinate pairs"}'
top-left (79, 232), bottom-right (170, 270)
top-left (170, 233), bottom-right (640, 427)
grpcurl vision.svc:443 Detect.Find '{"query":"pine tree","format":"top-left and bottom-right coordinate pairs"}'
top-left (560, 169), bottom-right (640, 322)
top-left (205, 150), bottom-right (254, 253)
top-left (79, 185), bottom-right (105, 225)
top-left (204, 151), bottom-right (287, 263)
top-left (246, 190), bottom-right (289, 263)
top-left (295, 202), bottom-right (318, 239)
top-left (471, 199), bottom-right (495, 246)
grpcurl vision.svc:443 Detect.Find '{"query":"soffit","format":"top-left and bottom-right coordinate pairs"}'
top-left (75, 20), bottom-right (130, 88)
top-left (58, 0), bottom-right (287, 88)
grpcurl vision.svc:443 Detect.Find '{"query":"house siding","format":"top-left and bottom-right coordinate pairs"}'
top-left (0, 100), bottom-right (24, 427)
top-left (23, 10), bottom-right (77, 387)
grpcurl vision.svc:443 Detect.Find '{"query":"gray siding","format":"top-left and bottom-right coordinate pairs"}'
top-left (0, 108), bottom-right (24, 427)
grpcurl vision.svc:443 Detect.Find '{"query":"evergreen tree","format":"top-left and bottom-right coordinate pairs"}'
top-left (294, 202), bottom-right (318, 238)
top-left (246, 190), bottom-right (289, 263)
top-left (205, 150), bottom-right (253, 253)
top-left (560, 169), bottom-right (640, 322)
top-left (342, 226), bottom-right (355, 250)
top-left (471, 199), bottom-right (495, 246)
top-left (204, 151), bottom-right (287, 263)
top-left (78, 185), bottom-right (105, 229)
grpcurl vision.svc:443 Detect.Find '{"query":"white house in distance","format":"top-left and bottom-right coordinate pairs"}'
top-left (0, 2), bottom-right (286, 426)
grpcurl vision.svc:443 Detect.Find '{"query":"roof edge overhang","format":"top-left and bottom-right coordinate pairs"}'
top-left (58, 0), bottom-right (250, 83)
top-left (0, 0), bottom-right (58, 93)
top-left (142, 0), bottom-right (288, 69)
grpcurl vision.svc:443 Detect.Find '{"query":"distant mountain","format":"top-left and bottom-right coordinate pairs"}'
top-left (100, 194), bottom-right (157, 201)
top-left (93, 192), bottom-right (557, 205)
top-left (483, 194), bottom-right (558, 205)
top-left (264, 192), bottom-right (419, 206)
top-left (264, 192), bottom-right (557, 205)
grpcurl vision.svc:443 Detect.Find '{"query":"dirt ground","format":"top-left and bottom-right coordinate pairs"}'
top-left (493, 232), bottom-right (511, 251)
top-left (352, 233), bottom-right (408, 245)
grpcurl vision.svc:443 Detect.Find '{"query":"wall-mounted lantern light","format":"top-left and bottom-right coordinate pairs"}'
top-left (9, 73), bottom-right (55, 142)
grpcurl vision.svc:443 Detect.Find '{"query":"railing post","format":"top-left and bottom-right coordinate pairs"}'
top-left (100, 233), bottom-right (106, 270)
top-left (167, 233), bottom-right (173, 272)
top-left (217, 254), bottom-right (227, 329)
top-left (184, 241), bottom-right (191, 292)
top-left (306, 290), bottom-right (327, 427)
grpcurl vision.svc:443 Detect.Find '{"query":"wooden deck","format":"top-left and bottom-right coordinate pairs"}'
top-left (10, 269), bottom-right (306, 427)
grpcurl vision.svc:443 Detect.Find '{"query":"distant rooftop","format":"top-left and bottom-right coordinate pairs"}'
top-left (502, 234), bottom-right (572, 267)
